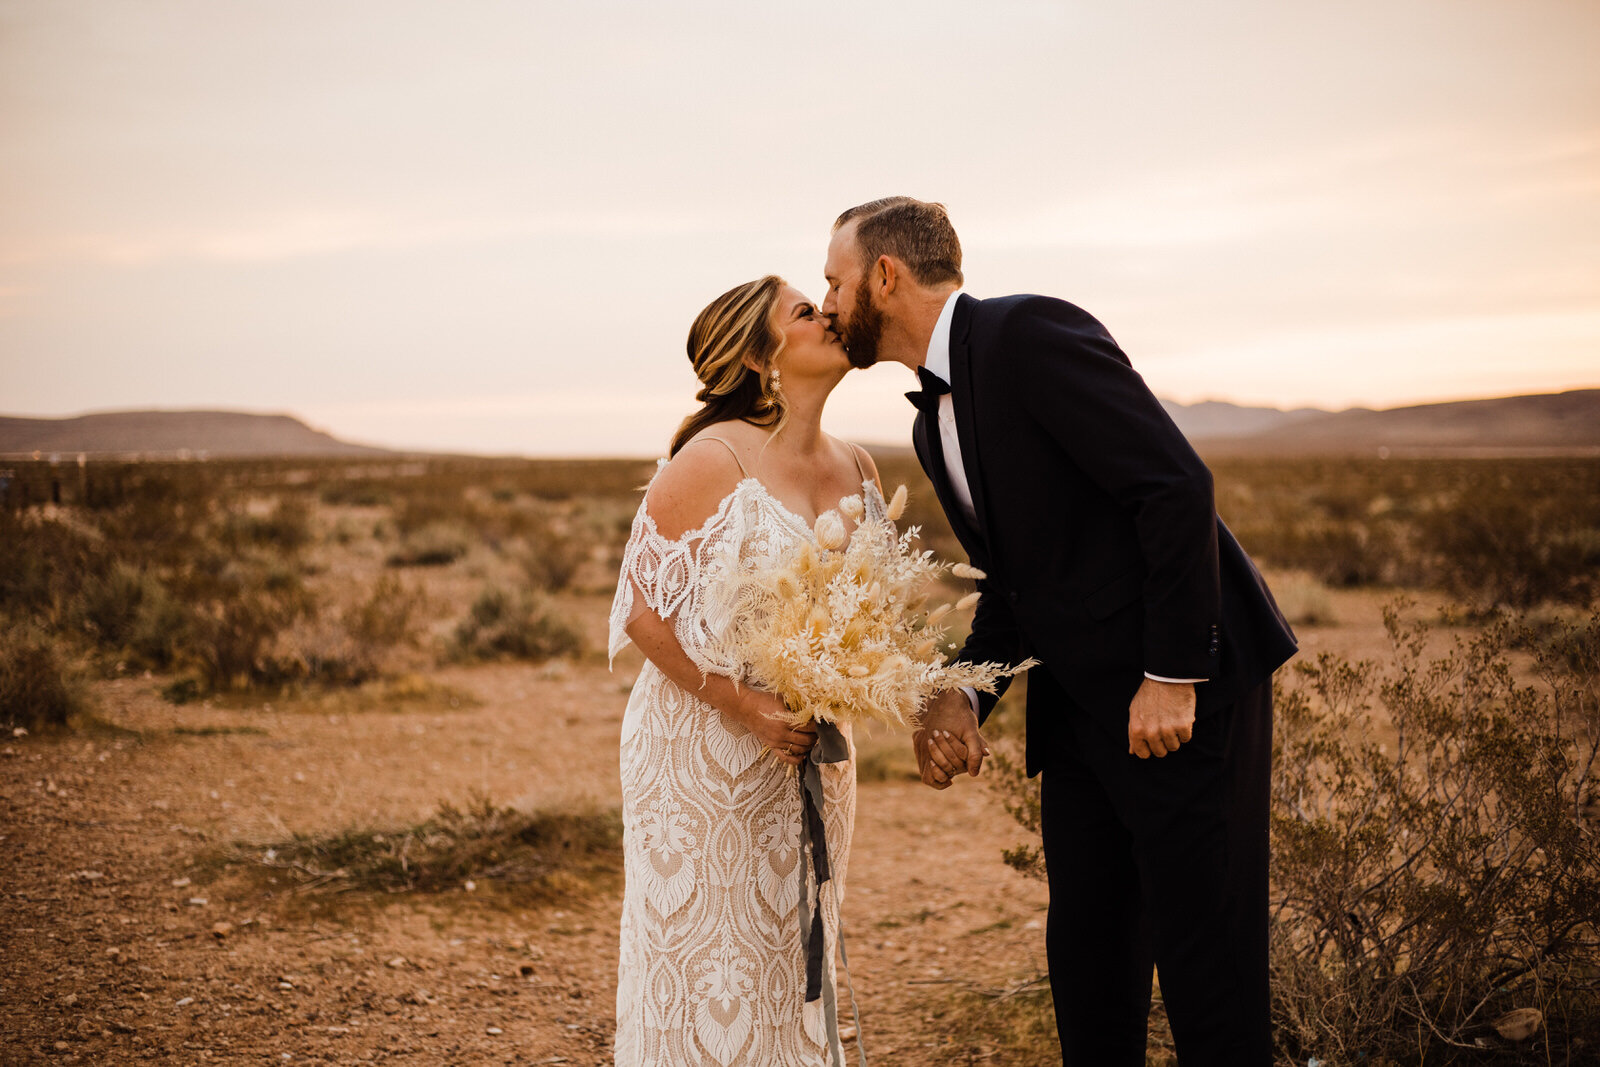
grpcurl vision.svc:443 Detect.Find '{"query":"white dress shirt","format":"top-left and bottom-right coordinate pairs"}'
top-left (922, 291), bottom-right (1205, 692)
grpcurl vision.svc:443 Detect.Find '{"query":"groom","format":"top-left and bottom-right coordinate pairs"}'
top-left (821, 197), bottom-right (1297, 1066)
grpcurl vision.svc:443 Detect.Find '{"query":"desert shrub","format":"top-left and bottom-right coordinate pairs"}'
top-left (448, 587), bottom-right (581, 663)
top-left (385, 523), bottom-right (469, 567)
top-left (240, 794), bottom-right (622, 897)
top-left (70, 560), bottom-right (148, 645)
top-left (517, 514), bottom-right (587, 592)
top-left (0, 510), bottom-right (112, 623)
top-left (0, 623), bottom-right (91, 730)
top-left (1416, 493), bottom-right (1600, 608)
top-left (346, 573), bottom-right (426, 650)
top-left (1266, 571), bottom-right (1337, 627)
top-left (1215, 457), bottom-right (1600, 607)
top-left (987, 742), bottom-right (1047, 882)
top-left (320, 481), bottom-right (391, 507)
top-left (984, 607), bottom-right (1600, 1062)
top-left (90, 466), bottom-right (216, 567)
top-left (217, 496), bottom-right (313, 554)
top-left (123, 581), bottom-right (191, 670)
top-left (393, 493), bottom-right (477, 537)
top-left (271, 575), bottom-right (428, 687)
top-left (1270, 606), bottom-right (1599, 1063)
top-left (168, 563), bottom-right (315, 693)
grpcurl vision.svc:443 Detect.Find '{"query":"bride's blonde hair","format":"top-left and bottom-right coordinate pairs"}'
top-left (670, 275), bottom-right (789, 457)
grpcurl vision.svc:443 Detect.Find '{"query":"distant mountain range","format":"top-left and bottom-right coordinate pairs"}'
top-left (0, 410), bottom-right (393, 458)
top-left (3, 391), bottom-right (1597, 459)
top-left (1170, 389), bottom-right (1600, 455)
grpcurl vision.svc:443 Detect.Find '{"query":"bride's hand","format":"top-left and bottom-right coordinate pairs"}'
top-left (732, 689), bottom-right (817, 767)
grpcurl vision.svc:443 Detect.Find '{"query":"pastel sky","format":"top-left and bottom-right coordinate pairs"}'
top-left (2, 0), bottom-right (1596, 455)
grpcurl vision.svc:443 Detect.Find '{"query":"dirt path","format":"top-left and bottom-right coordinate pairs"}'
top-left (1, 653), bottom-right (1051, 1066)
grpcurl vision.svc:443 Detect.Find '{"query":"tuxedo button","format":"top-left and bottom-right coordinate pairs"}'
top-left (1008, 591), bottom-right (1020, 603)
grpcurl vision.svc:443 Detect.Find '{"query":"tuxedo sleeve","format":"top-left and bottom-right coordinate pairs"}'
top-left (955, 572), bottom-right (1023, 726)
top-left (1003, 298), bottom-right (1221, 680)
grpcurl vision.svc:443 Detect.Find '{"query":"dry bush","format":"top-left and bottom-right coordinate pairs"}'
top-left (0, 509), bottom-right (112, 625)
top-left (217, 496), bottom-right (313, 554)
top-left (64, 560), bottom-right (188, 673)
top-left (0, 622), bottom-right (91, 730)
top-left (385, 523), bottom-right (469, 567)
top-left (448, 587), bottom-right (582, 663)
top-left (161, 559), bottom-right (316, 696)
top-left (1214, 457), bottom-right (1600, 609)
top-left (346, 573), bottom-right (426, 650)
top-left (271, 575), bottom-right (428, 687)
top-left (988, 742), bottom-right (1047, 882)
top-left (983, 608), bottom-right (1600, 1063)
top-left (319, 481), bottom-right (391, 507)
top-left (1417, 492), bottom-right (1600, 609)
top-left (1270, 606), bottom-right (1599, 1063)
top-left (1267, 571), bottom-right (1337, 627)
top-left (516, 512), bottom-right (587, 592)
top-left (240, 794), bottom-right (621, 897)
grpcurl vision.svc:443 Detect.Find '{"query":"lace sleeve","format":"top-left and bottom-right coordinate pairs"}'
top-left (608, 503), bottom-right (694, 666)
top-left (606, 479), bottom-right (749, 678)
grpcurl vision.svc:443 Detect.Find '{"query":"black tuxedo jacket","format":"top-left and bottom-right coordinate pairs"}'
top-left (913, 294), bottom-right (1298, 775)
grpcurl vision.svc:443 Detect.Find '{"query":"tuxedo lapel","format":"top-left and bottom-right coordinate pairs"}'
top-left (948, 295), bottom-right (992, 550)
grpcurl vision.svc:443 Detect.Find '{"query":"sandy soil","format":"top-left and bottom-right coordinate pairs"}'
top-left (2, 579), bottom-right (1449, 1066)
top-left (1, 632), bottom-right (1055, 1066)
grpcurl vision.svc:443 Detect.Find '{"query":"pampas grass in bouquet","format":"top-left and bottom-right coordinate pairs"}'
top-left (711, 485), bottom-right (1035, 738)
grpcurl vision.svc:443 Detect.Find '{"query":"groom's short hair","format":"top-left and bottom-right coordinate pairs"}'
top-left (833, 197), bottom-right (963, 287)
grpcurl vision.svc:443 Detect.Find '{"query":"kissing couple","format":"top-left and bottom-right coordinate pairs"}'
top-left (606, 197), bottom-right (1297, 1066)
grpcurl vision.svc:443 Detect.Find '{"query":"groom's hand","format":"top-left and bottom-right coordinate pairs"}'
top-left (1128, 678), bottom-right (1196, 758)
top-left (914, 690), bottom-right (990, 788)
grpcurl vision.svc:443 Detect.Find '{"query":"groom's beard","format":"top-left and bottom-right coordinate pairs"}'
top-left (840, 277), bottom-right (886, 369)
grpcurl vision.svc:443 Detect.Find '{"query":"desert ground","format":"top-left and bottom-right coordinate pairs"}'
top-left (2, 454), bottom-right (1595, 1065)
top-left (0, 591), bottom-right (1436, 1065)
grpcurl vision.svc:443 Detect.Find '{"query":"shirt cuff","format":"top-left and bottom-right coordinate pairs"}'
top-left (959, 686), bottom-right (981, 714)
top-left (1144, 672), bottom-right (1206, 684)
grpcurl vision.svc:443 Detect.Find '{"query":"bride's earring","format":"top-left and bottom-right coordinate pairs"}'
top-left (769, 367), bottom-right (782, 392)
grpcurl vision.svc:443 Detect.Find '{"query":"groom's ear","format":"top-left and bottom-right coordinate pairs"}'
top-left (875, 255), bottom-right (898, 298)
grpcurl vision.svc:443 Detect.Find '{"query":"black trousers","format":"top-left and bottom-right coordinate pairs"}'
top-left (1038, 674), bottom-right (1273, 1066)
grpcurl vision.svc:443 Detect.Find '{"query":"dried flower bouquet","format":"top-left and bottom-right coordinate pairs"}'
top-left (711, 485), bottom-right (1036, 734)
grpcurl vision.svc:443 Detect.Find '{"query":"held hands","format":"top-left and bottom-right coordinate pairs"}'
top-left (1127, 678), bottom-right (1196, 758)
top-left (913, 689), bottom-right (991, 790)
top-left (733, 688), bottom-right (818, 768)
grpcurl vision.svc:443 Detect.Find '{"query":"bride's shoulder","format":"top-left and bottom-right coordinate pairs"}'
top-left (644, 431), bottom-right (750, 540)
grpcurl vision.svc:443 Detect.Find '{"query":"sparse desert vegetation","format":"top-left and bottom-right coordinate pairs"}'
top-left (2, 453), bottom-right (1596, 1064)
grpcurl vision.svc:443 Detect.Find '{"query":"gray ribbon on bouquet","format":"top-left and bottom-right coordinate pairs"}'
top-left (799, 719), bottom-right (867, 1067)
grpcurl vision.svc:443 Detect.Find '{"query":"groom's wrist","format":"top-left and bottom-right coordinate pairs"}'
top-left (1144, 671), bottom-right (1205, 685)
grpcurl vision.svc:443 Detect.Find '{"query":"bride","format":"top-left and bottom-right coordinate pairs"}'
top-left (607, 275), bottom-right (883, 1065)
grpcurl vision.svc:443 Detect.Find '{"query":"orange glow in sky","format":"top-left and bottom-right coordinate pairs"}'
top-left (2, 1), bottom-right (1596, 455)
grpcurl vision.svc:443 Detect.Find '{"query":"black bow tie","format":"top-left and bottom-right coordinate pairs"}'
top-left (906, 365), bottom-right (951, 414)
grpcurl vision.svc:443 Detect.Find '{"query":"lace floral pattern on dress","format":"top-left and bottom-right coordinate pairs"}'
top-left (609, 470), bottom-right (880, 1066)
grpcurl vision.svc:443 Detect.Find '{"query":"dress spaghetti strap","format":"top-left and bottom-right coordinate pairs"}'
top-left (847, 441), bottom-right (869, 484)
top-left (691, 436), bottom-right (750, 478)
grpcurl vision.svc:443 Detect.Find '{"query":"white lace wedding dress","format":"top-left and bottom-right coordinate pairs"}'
top-left (608, 462), bottom-right (878, 1066)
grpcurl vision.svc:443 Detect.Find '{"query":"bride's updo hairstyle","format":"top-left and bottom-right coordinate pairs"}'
top-left (669, 275), bottom-right (789, 457)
